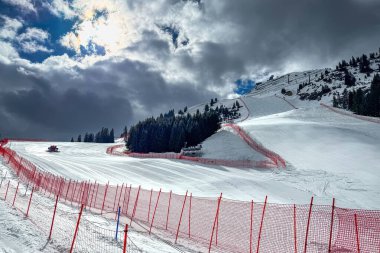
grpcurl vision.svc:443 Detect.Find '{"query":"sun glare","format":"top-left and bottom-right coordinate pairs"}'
top-left (61, 1), bottom-right (132, 56)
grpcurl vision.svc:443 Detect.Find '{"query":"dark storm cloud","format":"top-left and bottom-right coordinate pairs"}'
top-left (183, 0), bottom-right (380, 84)
top-left (0, 58), bottom-right (216, 140)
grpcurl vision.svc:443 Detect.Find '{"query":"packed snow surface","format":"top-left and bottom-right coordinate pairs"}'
top-left (239, 101), bottom-right (380, 209)
top-left (7, 93), bottom-right (380, 209)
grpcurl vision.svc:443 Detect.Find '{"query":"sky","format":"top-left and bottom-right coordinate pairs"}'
top-left (0, 0), bottom-right (379, 140)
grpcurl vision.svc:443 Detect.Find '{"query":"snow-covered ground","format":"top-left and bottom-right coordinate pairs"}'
top-left (201, 128), bottom-right (266, 161)
top-left (7, 141), bottom-right (293, 203)
top-left (239, 105), bottom-right (380, 209)
top-left (0, 164), bottom-right (185, 253)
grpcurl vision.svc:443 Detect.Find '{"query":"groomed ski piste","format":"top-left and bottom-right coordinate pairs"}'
top-left (1, 76), bottom-right (380, 252)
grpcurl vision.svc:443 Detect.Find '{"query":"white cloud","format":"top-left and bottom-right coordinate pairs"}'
top-left (18, 27), bottom-right (49, 42)
top-left (42, 0), bottom-right (76, 20)
top-left (0, 15), bottom-right (23, 40)
top-left (17, 28), bottom-right (53, 53)
top-left (1, 0), bottom-right (36, 13)
top-left (0, 41), bottom-right (19, 63)
top-left (19, 41), bottom-right (53, 53)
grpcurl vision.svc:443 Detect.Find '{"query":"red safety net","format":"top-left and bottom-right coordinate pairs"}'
top-left (106, 140), bottom-right (277, 169)
top-left (1, 142), bottom-right (380, 252)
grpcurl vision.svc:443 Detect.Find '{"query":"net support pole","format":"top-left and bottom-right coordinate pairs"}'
top-left (121, 183), bottom-right (129, 214)
top-left (65, 179), bottom-right (71, 202)
top-left (328, 198), bottom-right (335, 252)
top-left (4, 180), bottom-right (10, 200)
top-left (250, 200), bottom-right (254, 253)
top-left (149, 188), bottom-right (161, 235)
top-left (293, 204), bottom-right (297, 253)
top-left (123, 224), bottom-right (128, 253)
top-left (89, 180), bottom-right (96, 209)
top-left (208, 193), bottom-right (222, 253)
top-left (189, 193), bottom-right (192, 238)
top-left (148, 188), bottom-right (153, 222)
top-left (303, 196), bottom-right (314, 253)
top-left (12, 181), bottom-right (20, 206)
top-left (124, 184), bottom-right (132, 215)
top-left (26, 186), bottom-right (35, 217)
top-left (112, 184), bottom-right (119, 213)
top-left (115, 183), bottom-right (124, 220)
top-left (130, 185), bottom-right (141, 226)
top-left (166, 190), bottom-right (172, 230)
top-left (93, 183), bottom-right (100, 209)
top-left (354, 214), bottom-right (360, 253)
top-left (48, 194), bottom-right (59, 240)
top-left (70, 204), bottom-right (84, 253)
top-left (101, 181), bottom-right (109, 215)
top-left (115, 206), bottom-right (121, 240)
top-left (256, 196), bottom-right (268, 253)
top-left (175, 190), bottom-right (188, 244)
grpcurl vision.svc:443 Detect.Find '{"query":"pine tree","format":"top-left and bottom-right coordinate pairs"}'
top-left (110, 129), bottom-right (115, 143)
top-left (359, 54), bottom-right (371, 73)
top-left (121, 126), bottom-right (128, 138)
top-left (344, 71), bottom-right (356, 87)
top-left (70, 137), bottom-right (74, 142)
top-left (367, 74), bottom-right (380, 117)
top-left (77, 135), bottom-right (82, 142)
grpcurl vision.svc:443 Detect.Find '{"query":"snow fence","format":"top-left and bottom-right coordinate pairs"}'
top-left (107, 123), bottom-right (285, 169)
top-left (107, 144), bottom-right (275, 169)
top-left (1, 141), bottom-right (380, 252)
top-left (0, 142), bottom-right (141, 253)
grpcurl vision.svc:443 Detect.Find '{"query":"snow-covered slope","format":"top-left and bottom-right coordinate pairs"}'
top-left (239, 106), bottom-right (380, 209)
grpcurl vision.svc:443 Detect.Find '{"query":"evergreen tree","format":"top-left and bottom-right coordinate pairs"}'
top-left (367, 74), bottom-right (380, 117)
top-left (359, 54), bottom-right (371, 73)
top-left (344, 71), bottom-right (356, 87)
top-left (184, 106), bottom-right (188, 113)
top-left (70, 137), bottom-right (74, 142)
top-left (110, 129), bottom-right (115, 143)
top-left (121, 126), bottom-right (128, 138)
top-left (333, 96), bottom-right (338, 107)
top-left (77, 135), bottom-right (82, 142)
top-left (88, 133), bottom-right (94, 142)
top-left (236, 101), bottom-right (241, 108)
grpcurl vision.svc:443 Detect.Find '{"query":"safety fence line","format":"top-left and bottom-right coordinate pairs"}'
top-left (0, 141), bottom-right (141, 253)
top-left (223, 124), bottom-right (287, 168)
top-left (107, 145), bottom-right (276, 169)
top-left (320, 103), bottom-right (380, 125)
top-left (1, 140), bottom-right (380, 252)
